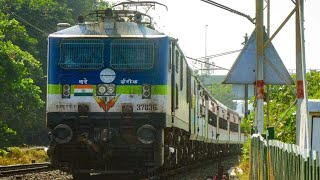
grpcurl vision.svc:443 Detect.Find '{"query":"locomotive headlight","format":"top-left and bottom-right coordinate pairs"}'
top-left (97, 84), bottom-right (107, 95)
top-left (137, 125), bottom-right (156, 144)
top-left (142, 84), bottom-right (151, 99)
top-left (106, 84), bottom-right (116, 95)
top-left (52, 124), bottom-right (73, 144)
top-left (62, 84), bottom-right (71, 98)
top-left (97, 84), bottom-right (115, 96)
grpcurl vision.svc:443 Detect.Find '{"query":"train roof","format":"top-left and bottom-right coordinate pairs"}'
top-left (49, 20), bottom-right (166, 38)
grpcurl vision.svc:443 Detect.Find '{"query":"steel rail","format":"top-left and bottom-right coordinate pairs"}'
top-left (0, 162), bottom-right (52, 177)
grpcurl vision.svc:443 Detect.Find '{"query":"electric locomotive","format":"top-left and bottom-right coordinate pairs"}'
top-left (46, 1), bottom-right (245, 179)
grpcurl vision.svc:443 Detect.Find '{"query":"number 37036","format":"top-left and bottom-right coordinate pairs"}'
top-left (136, 104), bottom-right (157, 111)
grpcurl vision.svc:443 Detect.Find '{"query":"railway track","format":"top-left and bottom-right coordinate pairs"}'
top-left (0, 162), bottom-right (52, 177)
top-left (0, 156), bottom-right (238, 179)
top-left (141, 155), bottom-right (239, 179)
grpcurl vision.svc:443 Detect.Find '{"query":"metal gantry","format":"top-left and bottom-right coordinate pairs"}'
top-left (202, 0), bottom-right (310, 147)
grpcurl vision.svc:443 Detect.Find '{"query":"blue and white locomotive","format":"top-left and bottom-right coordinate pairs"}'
top-left (46, 1), bottom-right (245, 179)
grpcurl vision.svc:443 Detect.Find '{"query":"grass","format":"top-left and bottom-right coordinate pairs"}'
top-left (236, 138), bottom-right (251, 179)
top-left (0, 147), bottom-right (49, 165)
top-left (237, 158), bottom-right (250, 179)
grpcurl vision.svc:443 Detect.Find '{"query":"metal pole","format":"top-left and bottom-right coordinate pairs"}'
top-left (242, 33), bottom-right (249, 119)
top-left (296, 0), bottom-right (310, 149)
top-left (264, 7), bottom-right (296, 49)
top-left (256, 0), bottom-right (264, 133)
top-left (266, 0), bottom-right (270, 127)
top-left (205, 25), bottom-right (209, 75)
top-left (267, 0), bottom-right (270, 36)
top-left (245, 84), bottom-right (248, 118)
top-left (295, 0), bottom-right (302, 146)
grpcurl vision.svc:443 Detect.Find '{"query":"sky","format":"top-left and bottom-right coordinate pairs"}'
top-left (110, 0), bottom-right (320, 75)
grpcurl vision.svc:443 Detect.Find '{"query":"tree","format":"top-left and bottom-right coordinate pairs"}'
top-left (306, 71), bottom-right (320, 99)
top-left (62, 0), bottom-right (110, 22)
top-left (0, 0), bottom-right (74, 65)
top-left (0, 1), bottom-right (75, 145)
top-left (0, 13), bottom-right (44, 146)
top-left (207, 82), bottom-right (237, 110)
top-left (0, 119), bottom-right (16, 148)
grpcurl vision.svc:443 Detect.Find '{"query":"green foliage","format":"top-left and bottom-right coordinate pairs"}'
top-left (241, 71), bottom-right (320, 144)
top-left (0, 13), bottom-right (37, 53)
top-left (0, 119), bottom-right (16, 148)
top-left (267, 84), bottom-right (296, 143)
top-left (0, 41), bottom-right (44, 144)
top-left (239, 71), bottom-right (320, 179)
top-left (241, 137), bottom-right (251, 162)
top-left (306, 71), bottom-right (320, 99)
top-left (62, 0), bottom-right (110, 21)
top-left (0, 147), bottom-right (49, 165)
top-left (241, 109), bottom-right (255, 134)
top-left (238, 138), bottom-right (251, 179)
top-left (207, 82), bottom-right (237, 110)
top-left (0, 13), bottom-right (44, 146)
top-left (0, 0), bottom-right (74, 66)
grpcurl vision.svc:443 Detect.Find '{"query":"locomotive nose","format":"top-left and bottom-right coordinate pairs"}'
top-left (52, 124), bottom-right (73, 144)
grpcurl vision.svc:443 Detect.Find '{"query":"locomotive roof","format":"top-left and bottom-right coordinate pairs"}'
top-left (49, 20), bottom-right (166, 38)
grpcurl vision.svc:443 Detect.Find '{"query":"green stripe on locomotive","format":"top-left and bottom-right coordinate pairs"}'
top-left (48, 84), bottom-right (168, 95)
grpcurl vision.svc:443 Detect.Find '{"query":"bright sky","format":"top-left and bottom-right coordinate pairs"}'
top-left (111, 0), bottom-right (320, 75)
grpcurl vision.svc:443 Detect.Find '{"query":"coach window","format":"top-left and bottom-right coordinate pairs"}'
top-left (175, 50), bottom-right (179, 73)
top-left (180, 56), bottom-right (183, 91)
top-left (230, 122), bottom-right (239, 132)
top-left (213, 112), bottom-right (217, 127)
top-left (208, 110), bottom-right (214, 126)
top-left (219, 118), bottom-right (228, 130)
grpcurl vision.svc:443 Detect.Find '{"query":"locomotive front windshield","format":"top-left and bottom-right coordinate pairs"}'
top-left (59, 39), bottom-right (156, 70)
top-left (110, 39), bottom-right (155, 70)
top-left (59, 39), bottom-right (104, 69)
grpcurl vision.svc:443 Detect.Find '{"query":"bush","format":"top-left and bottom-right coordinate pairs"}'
top-left (238, 138), bottom-right (251, 179)
top-left (0, 147), bottom-right (48, 165)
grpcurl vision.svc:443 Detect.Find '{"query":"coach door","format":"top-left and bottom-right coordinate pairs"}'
top-left (171, 43), bottom-right (176, 123)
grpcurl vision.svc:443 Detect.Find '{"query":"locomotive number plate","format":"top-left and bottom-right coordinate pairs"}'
top-left (136, 104), bottom-right (157, 111)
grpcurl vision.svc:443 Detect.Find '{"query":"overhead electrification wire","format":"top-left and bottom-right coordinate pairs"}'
top-left (186, 56), bottom-right (229, 71)
top-left (196, 49), bottom-right (242, 60)
top-left (14, 12), bottom-right (57, 32)
top-left (200, 0), bottom-right (255, 24)
top-left (10, 12), bottom-right (49, 36)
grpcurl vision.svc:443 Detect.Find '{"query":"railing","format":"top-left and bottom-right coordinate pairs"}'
top-left (250, 134), bottom-right (320, 180)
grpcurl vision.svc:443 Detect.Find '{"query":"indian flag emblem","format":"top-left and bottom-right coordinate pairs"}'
top-left (74, 85), bottom-right (94, 96)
